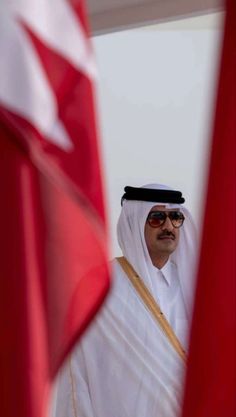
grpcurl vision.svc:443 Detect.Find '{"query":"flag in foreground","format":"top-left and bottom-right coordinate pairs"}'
top-left (182, 1), bottom-right (236, 416)
top-left (0, 1), bottom-right (110, 417)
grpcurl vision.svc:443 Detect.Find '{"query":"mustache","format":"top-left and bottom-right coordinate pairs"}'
top-left (158, 231), bottom-right (175, 239)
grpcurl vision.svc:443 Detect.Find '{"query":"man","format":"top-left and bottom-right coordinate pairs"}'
top-left (52, 184), bottom-right (198, 417)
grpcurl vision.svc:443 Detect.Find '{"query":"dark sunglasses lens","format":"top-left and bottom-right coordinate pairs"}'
top-left (169, 211), bottom-right (185, 227)
top-left (148, 212), bottom-right (166, 227)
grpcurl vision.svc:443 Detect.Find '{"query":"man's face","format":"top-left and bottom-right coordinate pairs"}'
top-left (144, 205), bottom-right (180, 263)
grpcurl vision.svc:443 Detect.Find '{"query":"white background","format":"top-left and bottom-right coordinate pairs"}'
top-left (93, 12), bottom-right (224, 256)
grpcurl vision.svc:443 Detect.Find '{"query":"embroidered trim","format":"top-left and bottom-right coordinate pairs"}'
top-left (69, 356), bottom-right (78, 417)
top-left (116, 256), bottom-right (187, 362)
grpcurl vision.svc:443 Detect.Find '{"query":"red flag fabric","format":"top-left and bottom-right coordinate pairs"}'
top-left (0, 2), bottom-right (110, 417)
top-left (181, 1), bottom-right (236, 416)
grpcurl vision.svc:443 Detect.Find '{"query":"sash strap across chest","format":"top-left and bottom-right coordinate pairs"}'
top-left (116, 256), bottom-right (187, 363)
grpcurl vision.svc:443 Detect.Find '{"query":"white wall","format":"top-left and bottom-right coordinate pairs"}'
top-left (93, 13), bottom-right (223, 256)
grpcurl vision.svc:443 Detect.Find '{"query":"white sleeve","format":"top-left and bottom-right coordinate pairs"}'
top-left (50, 346), bottom-right (96, 417)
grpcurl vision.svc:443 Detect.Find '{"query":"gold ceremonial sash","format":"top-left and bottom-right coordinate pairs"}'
top-left (116, 256), bottom-right (187, 363)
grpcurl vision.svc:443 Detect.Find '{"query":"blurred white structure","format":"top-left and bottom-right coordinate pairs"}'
top-left (88, 0), bottom-right (223, 35)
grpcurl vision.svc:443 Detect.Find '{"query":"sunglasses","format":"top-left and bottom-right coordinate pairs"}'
top-left (147, 210), bottom-right (185, 228)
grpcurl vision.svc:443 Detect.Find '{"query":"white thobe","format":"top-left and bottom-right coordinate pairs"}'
top-left (51, 258), bottom-right (189, 417)
top-left (153, 260), bottom-right (189, 350)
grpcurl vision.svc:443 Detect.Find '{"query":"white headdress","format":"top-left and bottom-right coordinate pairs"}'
top-left (117, 183), bottom-right (198, 317)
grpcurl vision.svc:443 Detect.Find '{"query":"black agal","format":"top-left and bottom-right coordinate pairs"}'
top-left (121, 186), bottom-right (185, 205)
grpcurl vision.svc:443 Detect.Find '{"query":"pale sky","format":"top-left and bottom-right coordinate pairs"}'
top-left (93, 12), bottom-right (223, 256)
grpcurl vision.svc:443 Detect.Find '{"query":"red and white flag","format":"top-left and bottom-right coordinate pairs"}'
top-left (182, 1), bottom-right (236, 416)
top-left (0, 1), bottom-right (110, 417)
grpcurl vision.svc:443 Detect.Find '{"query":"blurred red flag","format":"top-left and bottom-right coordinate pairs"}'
top-left (182, 1), bottom-right (236, 416)
top-left (0, 2), bottom-right (110, 417)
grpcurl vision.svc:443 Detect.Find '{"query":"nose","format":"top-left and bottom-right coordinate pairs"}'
top-left (161, 215), bottom-right (174, 232)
